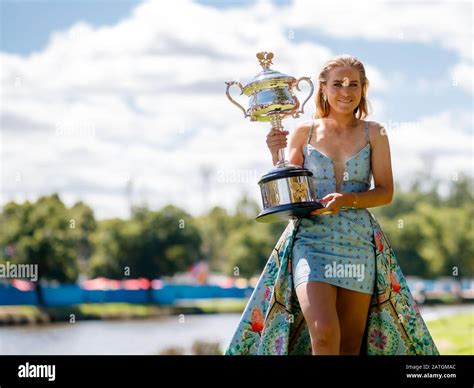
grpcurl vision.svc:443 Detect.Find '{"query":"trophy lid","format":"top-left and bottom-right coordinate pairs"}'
top-left (242, 52), bottom-right (296, 96)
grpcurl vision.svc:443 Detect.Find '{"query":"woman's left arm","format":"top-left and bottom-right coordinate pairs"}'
top-left (345, 122), bottom-right (394, 208)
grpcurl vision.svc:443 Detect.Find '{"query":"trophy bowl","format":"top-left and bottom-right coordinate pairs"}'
top-left (225, 52), bottom-right (323, 223)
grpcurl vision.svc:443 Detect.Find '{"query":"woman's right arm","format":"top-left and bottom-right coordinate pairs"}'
top-left (265, 122), bottom-right (310, 166)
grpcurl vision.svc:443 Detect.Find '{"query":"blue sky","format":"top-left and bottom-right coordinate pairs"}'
top-left (0, 0), bottom-right (288, 56)
top-left (1, 0), bottom-right (138, 54)
top-left (1, 0), bottom-right (472, 218)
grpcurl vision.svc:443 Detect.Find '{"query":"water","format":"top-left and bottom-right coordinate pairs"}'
top-left (0, 305), bottom-right (472, 355)
top-left (0, 313), bottom-right (242, 355)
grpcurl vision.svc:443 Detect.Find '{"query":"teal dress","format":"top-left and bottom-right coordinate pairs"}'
top-left (292, 120), bottom-right (376, 294)
top-left (224, 120), bottom-right (439, 354)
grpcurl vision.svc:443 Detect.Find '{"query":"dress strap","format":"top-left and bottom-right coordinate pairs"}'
top-left (306, 120), bottom-right (315, 145)
top-left (364, 121), bottom-right (370, 142)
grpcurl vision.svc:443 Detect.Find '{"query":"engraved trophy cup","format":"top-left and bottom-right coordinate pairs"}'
top-left (225, 52), bottom-right (323, 223)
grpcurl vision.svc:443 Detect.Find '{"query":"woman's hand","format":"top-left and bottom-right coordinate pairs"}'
top-left (310, 193), bottom-right (346, 215)
top-left (266, 128), bottom-right (289, 157)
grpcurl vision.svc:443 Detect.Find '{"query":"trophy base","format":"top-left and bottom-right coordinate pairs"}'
top-left (257, 164), bottom-right (323, 223)
top-left (256, 201), bottom-right (323, 223)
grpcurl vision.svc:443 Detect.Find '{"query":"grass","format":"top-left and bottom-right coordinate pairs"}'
top-left (48, 303), bottom-right (167, 321)
top-left (426, 312), bottom-right (474, 355)
top-left (174, 298), bottom-right (248, 313)
top-left (0, 303), bottom-right (172, 324)
top-left (0, 305), bottom-right (50, 324)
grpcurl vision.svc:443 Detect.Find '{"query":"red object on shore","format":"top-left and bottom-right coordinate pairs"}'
top-left (122, 278), bottom-right (150, 290)
top-left (81, 277), bottom-right (120, 290)
top-left (82, 277), bottom-right (152, 290)
top-left (11, 279), bottom-right (35, 291)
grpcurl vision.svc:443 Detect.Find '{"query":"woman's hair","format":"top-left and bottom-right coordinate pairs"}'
top-left (314, 54), bottom-right (371, 119)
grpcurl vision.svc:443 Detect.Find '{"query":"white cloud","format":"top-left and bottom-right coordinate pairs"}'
top-left (1, 0), bottom-right (471, 219)
top-left (287, 0), bottom-right (472, 61)
top-left (451, 62), bottom-right (474, 95)
top-left (386, 110), bottom-right (473, 191)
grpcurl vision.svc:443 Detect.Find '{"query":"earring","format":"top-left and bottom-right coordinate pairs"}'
top-left (323, 94), bottom-right (327, 102)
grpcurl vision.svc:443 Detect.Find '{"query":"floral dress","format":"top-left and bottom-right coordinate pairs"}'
top-left (224, 122), bottom-right (439, 356)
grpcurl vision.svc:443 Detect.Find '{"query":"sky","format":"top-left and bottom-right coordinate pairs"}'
top-left (1, 0), bottom-right (473, 219)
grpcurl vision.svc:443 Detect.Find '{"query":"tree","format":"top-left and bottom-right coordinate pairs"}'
top-left (88, 218), bottom-right (130, 279)
top-left (195, 195), bottom-right (286, 276)
top-left (445, 173), bottom-right (473, 207)
top-left (224, 222), bottom-right (279, 278)
top-left (70, 201), bottom-right (97, 276)
top-left (89, 205), bottom-right (203, 286)
top-left (375, 202), bottom-right (473, 278)
top-left (416, 203), bottom-right (473, 278)
top-left (0, 194), bottom-right (80, 283)
top-left (0, 195), bottom-right (86, 306)
top-left (195, 206), bottom-right (234, 273)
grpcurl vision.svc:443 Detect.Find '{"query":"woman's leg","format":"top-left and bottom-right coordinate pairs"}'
top-left (295, 281), bottom-right (340, 355)
top-left (336, 287), bottom-right (372, 355)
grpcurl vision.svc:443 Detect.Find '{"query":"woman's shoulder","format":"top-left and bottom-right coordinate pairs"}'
top-left (294, 118), bottom-right (323, 134)
top-left (365, 120), bottom-right (387, 142)
top-left (364, 120), bottom-right (384, 130)
top-left (292, 120), bottom-right (313, 139)
top-left (288, 120), bottom-right (314, 156)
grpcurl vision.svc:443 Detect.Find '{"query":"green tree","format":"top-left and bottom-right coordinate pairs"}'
top-left (0, 195), bottom-right (87, 306)
top-left (88, 218), bottom-right (130, 279)
top-left (371, 174), bottom-right (473, 278)
top-left (445, 173), bottom-right (473, 207)
top-left (379, 212), bottom-right (432, 277)
top-left (375, 202), bottom-right (473, 278)
top-left (416, 203), bottom-right (473, 277)
top-left (195, 194), bottom-right (287, 277)
top-left (70, 201), bottom-right (97, 276)
top-left (224, 222), bottom-right (279, 278)
top-left (0, 194), bottom-right (80, 283)
top-left (195, 206), bottom-right (233, 273)
top-left (89, 205), bottom-right (202, 280)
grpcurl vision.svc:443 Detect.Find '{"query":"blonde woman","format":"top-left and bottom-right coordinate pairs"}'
top-left (225, 54), bottom-right (438, 356)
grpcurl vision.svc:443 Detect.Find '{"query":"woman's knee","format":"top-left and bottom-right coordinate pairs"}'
top-left (310, 320), bottom-right (340, 347)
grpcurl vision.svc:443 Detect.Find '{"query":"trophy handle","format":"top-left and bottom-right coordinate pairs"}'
top-left (292, 77), bottom-right (314, 118)
top-left (225, 81), bottom-right (249, 118)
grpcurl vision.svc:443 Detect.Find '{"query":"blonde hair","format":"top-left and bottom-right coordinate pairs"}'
top-left (314, 54), bottom-right (370, 119)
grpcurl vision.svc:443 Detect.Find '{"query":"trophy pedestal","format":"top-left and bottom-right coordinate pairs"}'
top-left (256, 165), bottom-right (323, 223)
top-left (256, 202), bottom-right (323, 223)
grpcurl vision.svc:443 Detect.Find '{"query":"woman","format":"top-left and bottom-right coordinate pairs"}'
top-left (225, 54), bottom-right (438, 356)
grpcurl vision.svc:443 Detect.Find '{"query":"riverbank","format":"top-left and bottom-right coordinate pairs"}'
top-left (0, 298), bottom-right (248, 325)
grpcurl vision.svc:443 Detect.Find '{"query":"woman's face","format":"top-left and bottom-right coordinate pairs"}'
top-left (322, 66), bottom-right (362, 115)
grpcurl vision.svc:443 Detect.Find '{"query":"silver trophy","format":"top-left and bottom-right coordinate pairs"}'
top-left (225, 52), bottom-right (323, 223)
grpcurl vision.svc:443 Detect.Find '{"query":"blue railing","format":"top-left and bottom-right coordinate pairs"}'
top-left (0, 283), bottom-right (254, 306)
